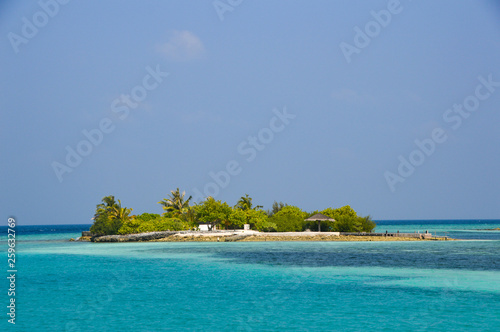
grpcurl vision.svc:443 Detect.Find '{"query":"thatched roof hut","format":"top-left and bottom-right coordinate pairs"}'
top-left (305, 213), bottom-right (335, 232)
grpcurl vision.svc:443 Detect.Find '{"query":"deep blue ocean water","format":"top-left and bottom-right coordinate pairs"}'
top-left (1, 220), bottom-right (499, 331)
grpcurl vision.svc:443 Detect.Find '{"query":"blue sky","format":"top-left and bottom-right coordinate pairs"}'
top-left (1, 0), bottom-right (499, 225)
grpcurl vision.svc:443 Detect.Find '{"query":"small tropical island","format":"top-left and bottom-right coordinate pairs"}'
top-left (79, 189), bottom-right (449, 242)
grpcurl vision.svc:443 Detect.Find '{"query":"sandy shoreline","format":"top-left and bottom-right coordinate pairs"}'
top-left (154, 233), bottom-right (450, 242)
top-left (81, 230), bottom-right (452, 242)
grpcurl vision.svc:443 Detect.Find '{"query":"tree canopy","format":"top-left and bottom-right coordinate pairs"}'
top-left (235, 194), bottom-right (263, 211)
top-left (89, 192), bottom-right (376, 235)
top-left (267, 201), bottom-right (288, 217)
top-left (321, 205), bottom-right (375, 232)
top-left (158, 188), bottom-right (192, 217)
top-left (270, 205), bottom-right (306, 232)
top-left (197, 197), bottom-right (232, 230)
top-left (90, 196), bottom-right (132, 235)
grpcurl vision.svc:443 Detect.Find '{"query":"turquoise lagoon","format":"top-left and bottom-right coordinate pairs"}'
top-left (1, 220), bottom-right (499, 331)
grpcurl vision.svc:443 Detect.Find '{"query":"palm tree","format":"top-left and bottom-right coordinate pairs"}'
top-left (110, 200), bottom-right (132, 221)
top-left (95, 195), bottom-right (118, 216)
top-left (107, 200), bottom-right (132, 235)
top-left (184, 206), bottom-right (198, 226)
top-left (102, 195), bottom-right (117, 208)
top-left (158, 188), bottom-right (192, 216)
top-left (235, 194), bottom-right (263, 211)
top-left (91, 196), bottom-right (131, 235)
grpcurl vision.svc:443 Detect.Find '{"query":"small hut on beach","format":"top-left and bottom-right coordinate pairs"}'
top-left (305, 213), bottom-right (335, 232)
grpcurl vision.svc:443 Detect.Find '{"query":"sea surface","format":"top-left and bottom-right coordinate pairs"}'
top-left (1, 220), bottom-right (499, 331)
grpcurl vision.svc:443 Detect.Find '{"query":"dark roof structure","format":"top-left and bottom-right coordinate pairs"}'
top-left (305, 213), bottom-right (335, 232)
top-left (305, 213), bottom-right (335, 222)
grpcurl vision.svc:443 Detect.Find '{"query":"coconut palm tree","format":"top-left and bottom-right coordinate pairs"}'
top-left (110, 200), bottom-right (132, 221)
top-left (102, 195), bottom-right (117, 208)
top-left (91, 196), bottom-right (131, 235)
top-left (158, 188), bottom-right (192, 216)
top-left (94, 195), bottom-right (118, 216)
top-left (103, 200), bottom-right (132, 235)
top-left (235, 194), bottom-right (262, 211)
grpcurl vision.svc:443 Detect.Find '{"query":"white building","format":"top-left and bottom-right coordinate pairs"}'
top-left (198, 223), bottom-right (216, 231)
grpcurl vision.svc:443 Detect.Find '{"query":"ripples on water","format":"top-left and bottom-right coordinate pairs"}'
top-left (1, 221), bottom-right (499, 331)
top-left (214, 241), bottom-right (500, 271)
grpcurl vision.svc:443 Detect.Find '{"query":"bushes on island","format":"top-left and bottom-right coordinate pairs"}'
top-left (90, 196), bottom-right (132, 236)
top-left (246, 209), bottom-right (275, 231)
top-left (301, 205), bottom-right (375, 233)
top-left (359, 216), bottom-right (376, 233)
top-left (319, 206), bottom-right (376, 233)
top-left (270, 206), bottom-right (307, 232)
top-left (118, 213), bottom-right (190, 235)
top-left (89, 193), bottom-right (376, 236)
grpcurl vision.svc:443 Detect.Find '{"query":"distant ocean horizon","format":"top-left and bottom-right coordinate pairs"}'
top-left (2, 219), bottom-right (499, 331)
top-left (3, 218), bottom-right (500, 229)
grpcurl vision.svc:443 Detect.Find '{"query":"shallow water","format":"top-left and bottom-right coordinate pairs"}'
top-left (375, 219), bottom-right (500, 240)
top-left (1, 221), bottom-right (499, 331)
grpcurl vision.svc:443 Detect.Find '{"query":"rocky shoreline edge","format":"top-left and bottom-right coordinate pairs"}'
top-left (73, 230), bottom-right (452, 242)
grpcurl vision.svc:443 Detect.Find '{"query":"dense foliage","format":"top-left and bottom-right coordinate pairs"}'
top-left (270, 206), bottom-right (306, 232)
top-left (197, 197), bottom-right (232, 230)
top-left (90, 196), bottom-right (132, 235)
top-left (158, 188), bottom-right (192, 217)
top-left (320, 205), bottom-right (376, 233)
top-left (118, 213), bottom-right (190, 234)
top-left (245, 208), bottom-right (274, 231)
top-left (267, 201), bottom-right (287, 217)
top-left (89, 192), bottom-right (376, 235)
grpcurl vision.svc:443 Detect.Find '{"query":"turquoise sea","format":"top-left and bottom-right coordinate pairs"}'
top-left (2, 220), bottom-right (500, 331)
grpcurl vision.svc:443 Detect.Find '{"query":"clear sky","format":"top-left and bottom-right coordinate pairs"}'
top-left (1, 0), bottom-right (499, 225)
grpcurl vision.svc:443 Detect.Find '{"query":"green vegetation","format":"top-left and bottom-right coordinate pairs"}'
top-left (90, 196), bottom-right (133, 235)
top-left (118, 213), bottom-right (190, 234)
top-left (235, 194), bottom-right (263, 211)
top-left (244, 208), bottom-right (273, 231)
top-left (301, 205), bottom-right (376, 233)
top-left (158, 188), bottom-right (192, 217)
top-left (267, 201), bottom-right (288, 217)
top-left (89, 192), bottom-right (376, 236)
top-left (320, 205), bottom-right (376, 232)
top-left (197, 197), bottom-right (232, 230)
top-left (270, 206), bottom-right (306, 232)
